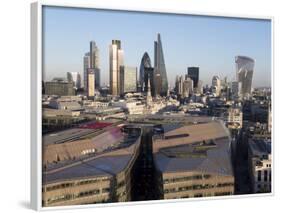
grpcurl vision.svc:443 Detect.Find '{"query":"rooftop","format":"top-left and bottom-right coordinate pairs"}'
top-left (153, 121), bottom-right (233, 176)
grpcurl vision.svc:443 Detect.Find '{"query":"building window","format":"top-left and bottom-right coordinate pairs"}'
top-left (258, 170), bottom-right (262, 181)
top-left (264, 170), bottom-right (268, 182)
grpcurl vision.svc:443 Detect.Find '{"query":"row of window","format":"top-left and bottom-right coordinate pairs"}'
top-left (47, 188), bottom-right (111, 204)
top-left (257, 170), bottom-right (271, 182)
top-left (166, 191), bottom-right (232, 199)
top-left (45, 178), bottom-right (110, 192)
top-left (164, 182), bottom-right (234, 194)
top-left (163, 174), bottom-right (212, 184)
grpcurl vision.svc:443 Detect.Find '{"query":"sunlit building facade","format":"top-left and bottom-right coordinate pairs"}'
top-left (67, 72), bottom-right (81, 89)
top-left (235, 56), bottom-right (255, 98)
top-left (109, 40), bottom-right (124, 96)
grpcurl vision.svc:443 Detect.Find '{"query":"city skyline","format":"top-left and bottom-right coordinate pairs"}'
top-left (43, 6), bottom-right (271, 88)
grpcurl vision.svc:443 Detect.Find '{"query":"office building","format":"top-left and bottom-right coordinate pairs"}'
top-left (139, 52), bottom-right (152, 90)
top-left (45, 78), bottom-right (75, 96)
top-left (248, 139), bottom-right (271, 193)
top-left (187, 67), bottom-right (199, 88)
top-left (120, 66), bottom-right (137, 94)
top-left (90, 41), bottom-right (101, 89)
top-left (83, 52), bottom-right (90, 92)
top-left (67, 72), bottom-right (81, 89)
top-left (182, 77), bottom-right (194, 98)
top-left (153, 120), bottom-right (234, 199)
top-left (109, 40), bottom-right (124, 96)
top-left (87, 69), bottom-right (95, 97)
top-left (212, 76), bottom-right (221, 97)
top-left (235, 56), bottom-right (255, 98)
top-left (154, 33), bottom-right (168, 96)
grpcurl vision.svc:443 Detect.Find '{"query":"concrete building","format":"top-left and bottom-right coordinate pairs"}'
top-left (212, 76), bottom-right (221, 97)
top-left (120, 66), bottom-right (137, 94)
top-left (226, 107), bottom-right (243, 129)
top-left (87, 69), bottom-right (95, 97)
top-left (109, 40), bottom-right (124, 96)
top-left (153, 121), bottom-right (234, 199)
top-left (248, 139), bottom-right (271, 193)
top-left (45, 78), bottom-right (75, 96)
top-left (42, 126), bottom-right (142, 206)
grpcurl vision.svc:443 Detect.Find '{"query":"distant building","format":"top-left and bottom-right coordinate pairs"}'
top-left (154, 33), bottom-right (168, 96)
top-left (90, 41), bottom-right (101, 89)
top-left (236, 56), bottom-right (255, 98)
top-left (83, 52), bottom-right (90, 93)
top-left (109, 40), bottom-right (124, 96)
top-left (248, 139), bottom-right (271, 193)
top-left (87, 69), bottom-right (95, 97)
top-left (212, 76), bottom-right (221, 97)
top-left (67, 72), bottom-right (81, 89)
top-left (144, 67), bottom-right (155, 96)
top-left (139, 52), bottom-right (152, 91)
top-left (226, 107), bottom-right (243, 129)
top-left (231, 81), bottom-right (239, 99)
top-left (120, 66), bottom-right (137, 94)
top-left (182, 77), bottom-right (193, 98)
top-left (187, 67), bottom-right (199, 88)
top-left (45, 78), bottom-right (75, 96)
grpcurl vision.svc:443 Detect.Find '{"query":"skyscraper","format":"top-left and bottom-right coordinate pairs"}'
top-left (83, 52), bottom-right (90, 92)
top-left (120, 66), bottom-right (137, 94)
top-left (67, 72), bottom-right (81, 89)
top-left (139, 52), bottom-right (152, 90)
top-left (87, 68), bottom-right (95, 97)
top-left (235, 56), bottom-right (255, 98)
top-left (154, 33), bottom-right (168, 96)
top-left (212, 75), bottom-right (221, 97)
top-left (187, 67), bottom-right (199, 88)
top-left (90, 41), bottom-right (101, 89)
top-left (109, 40), bottom-right (124, 96)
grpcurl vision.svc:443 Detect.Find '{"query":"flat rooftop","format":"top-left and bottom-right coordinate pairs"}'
top-left (153, 121), bottom-right (233, 176)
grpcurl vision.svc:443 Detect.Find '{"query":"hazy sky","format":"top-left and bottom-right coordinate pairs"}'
top-left (43, 6), bottom-right (271, 87)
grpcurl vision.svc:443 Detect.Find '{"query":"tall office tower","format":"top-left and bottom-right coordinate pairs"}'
top-left (90, 41), bottom-right (101, 89)
top-left (87, 68), bottom-right (95, 97)
top-left (139, 52), bottom-right (152, 91)
top-left (154, 33), bottom-right (168, 96)
top-left (187, 67), bottom-right (199, 88)
top-left (212, 75), bottom-right (221, 97)
top-left (109, 40), bottom-right (124, 96)
top-left (67, 72), bottom-right (81, 89)
top-left (120, 66), bottom-right (137, 94)
top-left (235, 56), bottom-right (255, 98)
top-left (83, 52), bottom-right (90, 93)
top-left (182, 77), bottom-right (194, 98)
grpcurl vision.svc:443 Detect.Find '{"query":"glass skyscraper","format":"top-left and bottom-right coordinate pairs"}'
top-left (187, 67), bottom-right (199, 88)
top-left (154, 33), bottom-right (168, 96)
top-left (235, 55), bottom-right (255, 98)
top-left (139, 52), bottom-right (152, 89)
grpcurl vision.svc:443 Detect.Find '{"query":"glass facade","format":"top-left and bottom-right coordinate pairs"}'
top-left (154, 33), bottom-right (168, 96)
top-left (139, 52), bottom-right (152, 90)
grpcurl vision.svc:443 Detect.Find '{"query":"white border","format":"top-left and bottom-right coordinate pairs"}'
top-left (31, 0), bottom-right (274, 211)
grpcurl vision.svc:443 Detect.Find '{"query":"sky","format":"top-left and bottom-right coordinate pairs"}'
top-left (42, 6), bottom-right (272, 88)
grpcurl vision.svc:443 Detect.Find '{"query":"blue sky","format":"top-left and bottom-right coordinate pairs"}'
top-left (43, 6), bottom-right (271, 87)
